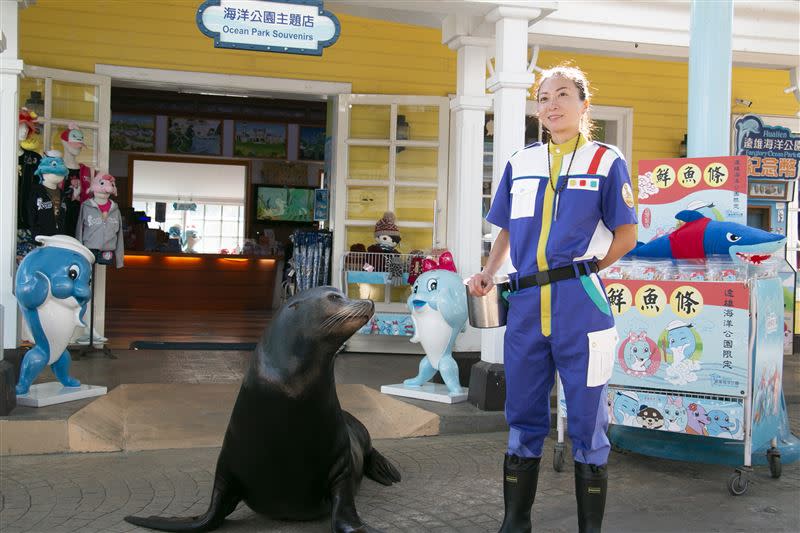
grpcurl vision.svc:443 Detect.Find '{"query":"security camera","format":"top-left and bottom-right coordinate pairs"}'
top-left (735, 98), bottom-right (752, 108)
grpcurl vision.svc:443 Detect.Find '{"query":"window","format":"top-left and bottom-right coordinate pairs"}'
top-left (132, 200), bottom-right (245, 254)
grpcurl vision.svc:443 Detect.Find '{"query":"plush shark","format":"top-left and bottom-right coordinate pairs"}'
top-left (629, 210), bottom-right (785, 264)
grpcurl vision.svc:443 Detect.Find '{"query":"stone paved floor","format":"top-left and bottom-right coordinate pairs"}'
top-left (2, 422), bottom-right (799, 533)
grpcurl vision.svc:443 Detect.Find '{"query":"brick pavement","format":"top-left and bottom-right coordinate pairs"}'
top-left (2, 422), bottom-right (799, 533)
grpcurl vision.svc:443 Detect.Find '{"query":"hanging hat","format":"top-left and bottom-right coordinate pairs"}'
top-left (18, 107), bottom-right (39, 135)
top-left (35, 235), bottom-right (95, 264)
top-left (60, 123), bottom-right (86, 146)
top-left (374, 211), bottom-right (400, 238)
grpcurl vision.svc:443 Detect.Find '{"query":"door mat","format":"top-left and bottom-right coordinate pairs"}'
top-left (130, 341), bottom-right (257, 351)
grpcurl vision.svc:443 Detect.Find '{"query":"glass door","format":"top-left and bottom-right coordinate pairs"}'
top-left (332, 95), bottom-right (449, 313)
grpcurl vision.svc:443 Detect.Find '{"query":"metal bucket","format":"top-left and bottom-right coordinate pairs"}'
top-left (465, 277), bottom-right (509, 328)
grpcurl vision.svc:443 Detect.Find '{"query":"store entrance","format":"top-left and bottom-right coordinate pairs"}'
top-left (103, 87), bottom-right (329, 347)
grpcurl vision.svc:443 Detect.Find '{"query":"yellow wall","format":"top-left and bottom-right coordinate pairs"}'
top-left (19, 2), bottom-right (799, 180)
top-left (536, 51), bottom-right (800, 178)
top-left (19, 0), bottom-right (456, 96)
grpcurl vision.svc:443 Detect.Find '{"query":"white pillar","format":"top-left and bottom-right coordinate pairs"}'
top-left (482, 7), bottom-right (538, 364)
top-left (0, 0), bottom-right (24, 351)
top-left (445, 35), bottom-right (492, 353)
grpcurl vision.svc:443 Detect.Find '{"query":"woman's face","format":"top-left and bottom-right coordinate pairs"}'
top-left (537, 76), bottom-right (588, 140)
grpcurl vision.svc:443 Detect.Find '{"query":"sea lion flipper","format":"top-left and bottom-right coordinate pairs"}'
top-left (364, 449), bottom-right (401, 486)
top-left (124, 474), bottom-right (240, 532)
top-left (330, 475), bottom-right (374, 533)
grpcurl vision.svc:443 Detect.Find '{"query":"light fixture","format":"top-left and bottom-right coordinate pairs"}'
top-left (396, 114), bottom-right (410, 153)
top-left (24, 91), bottom-right (44, 115)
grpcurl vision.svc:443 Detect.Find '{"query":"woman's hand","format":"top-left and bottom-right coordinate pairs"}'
top-left (467, 271), bottom-right (495, 297)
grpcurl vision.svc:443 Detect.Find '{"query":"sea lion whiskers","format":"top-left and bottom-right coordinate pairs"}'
top-left (321, 300), bottom-right (373, 332)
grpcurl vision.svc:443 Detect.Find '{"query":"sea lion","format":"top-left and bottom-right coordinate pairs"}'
top-left (125, 286), bottom-right (400, 532)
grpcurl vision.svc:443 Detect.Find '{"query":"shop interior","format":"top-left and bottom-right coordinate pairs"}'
top-left (101, 88), bottom-right (328, 346)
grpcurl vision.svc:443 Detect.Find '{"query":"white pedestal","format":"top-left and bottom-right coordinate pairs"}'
top-left (381, 383), bottom-right (469, 404)
top-left (16, 382), bottom-right (107, 408)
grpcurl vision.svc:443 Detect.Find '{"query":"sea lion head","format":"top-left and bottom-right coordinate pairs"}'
top-left (275, 286), bottom-right (374, 350)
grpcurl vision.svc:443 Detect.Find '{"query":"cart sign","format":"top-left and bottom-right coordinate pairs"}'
top-left (637, 156), bottom-right (747, 244)
top-left (734, 114), bottom-right (800, 180)
top-left (196, 0), bottom-right (340, 56)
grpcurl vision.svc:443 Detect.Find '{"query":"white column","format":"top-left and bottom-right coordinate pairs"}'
top-left (0, 0), bottom-right (24, 351)
top-left (482, 7), bottom-right (538, 364)
top-left (445, 35), bottom-right (492, 353)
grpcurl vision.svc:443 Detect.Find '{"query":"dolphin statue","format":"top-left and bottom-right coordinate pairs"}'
top-left (15, 235), bottom-right (94, 395)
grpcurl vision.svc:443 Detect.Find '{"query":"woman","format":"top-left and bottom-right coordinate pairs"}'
top-left (468, 65), bottom-right (637, 533)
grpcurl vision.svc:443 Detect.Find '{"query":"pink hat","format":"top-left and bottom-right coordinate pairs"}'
top-left (60, 123), bottom-right (86, 146)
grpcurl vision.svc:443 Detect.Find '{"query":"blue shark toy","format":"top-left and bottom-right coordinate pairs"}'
top-left (403, 256), bottom-right (468, 395)
top-left (15, 235), bottom-right (94, 395)
top-left (630, 210), bottom-right (785, 264)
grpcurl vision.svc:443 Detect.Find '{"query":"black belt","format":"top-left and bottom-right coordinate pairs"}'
top-left (507, 261), bottom-right (599, 291)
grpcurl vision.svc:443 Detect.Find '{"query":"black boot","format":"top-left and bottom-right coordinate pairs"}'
top-left (498, 454), bottom-right (540, 533)
top-left (574, 462), bottom-right (608, 533)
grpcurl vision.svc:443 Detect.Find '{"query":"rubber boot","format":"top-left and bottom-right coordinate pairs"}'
top-left (498, 454), bottom-right (540, 533)
top-left (574, 461), bottom-right (608, 533)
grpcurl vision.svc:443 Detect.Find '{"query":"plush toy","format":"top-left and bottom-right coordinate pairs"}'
top-left (629, 210), bottom-right (785, 265)
top-left (182, 226), bottom-right (201, 253)
top-left (367, 211), bottom-right (402, 277)
top-left (368, 211), bottom-right (401, 254)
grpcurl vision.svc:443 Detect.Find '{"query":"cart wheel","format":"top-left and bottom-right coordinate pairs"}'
top-left (767, 448), bottom-right (782, 479)
top-left (553, 444), bottom-right (566, 472)
top-left (728, 471), bottom-right (749, 496)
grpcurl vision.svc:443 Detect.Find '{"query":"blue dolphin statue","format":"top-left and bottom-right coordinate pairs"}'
top-left (15, 235), bottom-right (94, 395)
top-left (404, 268), bottom-right (468, 395)
top-left (629, 210), bottom-right (785, 264)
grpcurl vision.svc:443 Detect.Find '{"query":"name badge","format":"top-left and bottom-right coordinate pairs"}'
top-left (567, 178), bottom-right (599, 191)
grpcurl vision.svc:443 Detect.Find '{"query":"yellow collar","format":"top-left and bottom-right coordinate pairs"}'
top-left (548, 133), bottom-right (587, 155)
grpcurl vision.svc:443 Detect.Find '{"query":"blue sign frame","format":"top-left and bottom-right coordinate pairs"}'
top-left (196, 0), bottom-right (341, 56)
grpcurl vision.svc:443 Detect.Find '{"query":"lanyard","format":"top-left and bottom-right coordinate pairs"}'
top-left (547, 134), bottom-right (581, 221)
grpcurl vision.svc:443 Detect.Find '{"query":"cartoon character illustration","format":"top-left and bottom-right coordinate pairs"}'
top-left (685, 199), bottom-right (724, 221)
top-left (606, 389), bottom-right (615, 422)
top-left (612, 390), bottom-right (640, 426)
top-left (629, 210), bottom-right (785, 264)
top-left (403, 252), bottom-right (468, 395)
top-left (14, 235), bottom-right (94, 395)
top-left (636, 405), bottom-right (665, 430)
top-left (685, 402), bottom-right (710, 435)
top-left (663, 320), bottom-right (702, 386)
top-left (663, 395), bottom-right (689, 432)
top-left (705, 410), bottom-right (740, 438)
top-left (619, 331), bottom-right (661, 376)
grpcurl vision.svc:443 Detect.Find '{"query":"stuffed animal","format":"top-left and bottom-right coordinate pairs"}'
top-left (367, 211), bottom-right (402, 275)
top-left (629, 210), bottom-right (785, 265)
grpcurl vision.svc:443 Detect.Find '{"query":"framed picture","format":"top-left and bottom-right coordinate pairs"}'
top-left (235, 122), bottom-right (287, 159)
top-left (110, 113), bottom-right (155, 152)
top-left (748, 179), bottom-right (792, 201)
top-left (254, 186), bottom-right (314, 222)
top-left (298, 125), bottom-right (325, 161)
top-left (167, 117), bottom-right (222, 155)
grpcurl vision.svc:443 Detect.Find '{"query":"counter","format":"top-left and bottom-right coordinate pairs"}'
top-left (106, 252), bottom-right (279, 311)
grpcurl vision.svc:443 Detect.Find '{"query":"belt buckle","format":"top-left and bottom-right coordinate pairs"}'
top-left (535, 270), bottom-right (549, 286)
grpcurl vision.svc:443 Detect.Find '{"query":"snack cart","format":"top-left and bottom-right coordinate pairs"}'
top-left (554, 155), bottom-right (799, 495)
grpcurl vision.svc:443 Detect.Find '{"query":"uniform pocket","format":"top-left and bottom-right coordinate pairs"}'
top-left (510, 179), bottom-right (541, 219)
top-left (586, 326), bottom-right (619, 387)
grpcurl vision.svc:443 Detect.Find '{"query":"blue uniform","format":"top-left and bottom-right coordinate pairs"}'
top-left (486, 135), bottom-right (637, 465)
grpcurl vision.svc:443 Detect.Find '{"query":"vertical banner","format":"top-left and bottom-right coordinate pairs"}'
top-left (637, 156), bottom-right (747, 244)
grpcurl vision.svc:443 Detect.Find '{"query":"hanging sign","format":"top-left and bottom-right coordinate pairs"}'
top-left (734, 114), bottom-right (800, 180)
top-left (636, 156), bottom-right (747, 244)
top-left (196, 0), bottom-right (340, 56)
